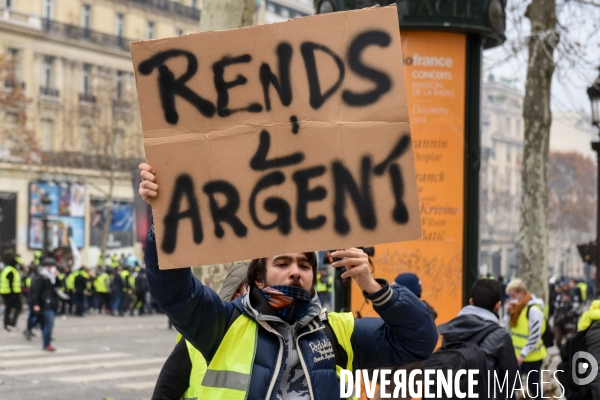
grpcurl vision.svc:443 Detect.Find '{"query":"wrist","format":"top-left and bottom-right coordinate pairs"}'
top-left (361, 278), bottom-right (382, 295)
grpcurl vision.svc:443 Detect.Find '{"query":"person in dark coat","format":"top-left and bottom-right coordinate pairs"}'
top-left (74, 267), bottom-right (91, 316)
top-left (28, 258), bottom-right (68, 351)
top-left (152, 261), bottom-right (249, 400)
top-left (578, 300), bottom-right (600, 399)
top-left (438, 279), bottom-right (519, 400)
top-left (111, 267), bottom-right (125, 316)
top-left (132, 268), bottom-right (152, 316)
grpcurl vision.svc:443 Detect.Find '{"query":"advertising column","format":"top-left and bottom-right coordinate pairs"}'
top-left (351, 32), bottom-right (466, 324)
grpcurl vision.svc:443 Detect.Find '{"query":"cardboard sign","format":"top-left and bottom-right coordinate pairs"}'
top-left (130, 5), bottom-right (422, 269)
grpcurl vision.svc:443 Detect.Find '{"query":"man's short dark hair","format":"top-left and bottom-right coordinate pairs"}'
top-left (471, 279), bottom-right (501, 312)
top-left (248, 253), bottom-right (318, 289)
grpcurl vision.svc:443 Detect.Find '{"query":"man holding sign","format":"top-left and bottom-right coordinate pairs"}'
top-left (132, 5), bottom-right (438, 399)
top-left (140, 162), bottom-right (437, 399)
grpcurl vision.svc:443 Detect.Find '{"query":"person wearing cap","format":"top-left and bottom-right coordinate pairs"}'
top-left (152, 261), bottom-right (250, 400)
top-left (0, 254), bottom-right (22, 331)
top-left (28, 258), bottom-right (69, 351)
top-left (139, 163), bottom-right (439, 400)
top-left (393, 272), bottom-right (437, 319)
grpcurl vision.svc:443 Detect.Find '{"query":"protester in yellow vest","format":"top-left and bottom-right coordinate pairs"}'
top-left (152, 261), bottom-right (250, 399)
top-left (505, 278), bottom-right (547, 399)
top-left (140, 162), bottom-right (439, 400)
top-left (93, 270), bottom-right (111, 314)
top-left (33, 250), bottom-right (42, 266)
top-left (577, 281), bottom-right (589, 303)
top-left (315, 271), bottom-right (328, 307)
top-left (1, 254), bottom-right (22, 331)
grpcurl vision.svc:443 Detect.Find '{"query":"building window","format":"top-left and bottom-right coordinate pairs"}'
top-left (4, 0), bottom-right (12, 9)
top-left (42, 56), bottom-right (53, 89)
top-left (7, 48), bottom-right (19, 81)
top-left (266, 2), bottom-right (276, 13)
top-left (81, 64), bottom-right (91, 94)
top-left (115, 13), bottom-right (124, 38)
top-left (42, 0), bottom-right (54, 19)
top-left (191, 0), bottom-right (197, 8)
top-left (505, 117), bottom-right (511, 134)
top-left (506, 145), bottom-right (511, 162)
top-left (80, 125), bottom-right (91, 152)
top-left (41, 119), bottom-right (54, 151)
top-left (146, 21), bottom-right (154, 39)
top-left (280, 7), bottom-right (290, 18)
top-left (115, 70), bottom-right (124, 100)
top-left (112, 128), bottom-right (124, 157)
top-left (516, 119), bottom-right (522, 134)
top-left (81, 4), bottom-right (91, 30)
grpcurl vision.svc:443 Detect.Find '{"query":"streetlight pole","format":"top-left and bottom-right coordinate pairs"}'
top-left (587, 70), bottom-right (600, 298)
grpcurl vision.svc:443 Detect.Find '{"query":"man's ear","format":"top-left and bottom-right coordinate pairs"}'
top-left (493, 301), bottom-right (501, 313)
top-left (469, 298), bottom-right (474, 305)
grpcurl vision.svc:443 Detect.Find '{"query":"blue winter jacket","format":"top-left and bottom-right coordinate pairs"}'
top-left (145, 227), bottom-right (438, 400)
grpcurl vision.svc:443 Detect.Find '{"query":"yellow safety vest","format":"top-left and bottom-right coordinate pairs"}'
top-left (120, 270), bottom-right (130, 292)
top-left (25, 276), bottom-right (32, 288)
top-left (578, 282), bottom-right (589, 302)
top-left (510, 304), bottom-right (547, 362)
top-left (174, 332), bottom-right (209, 400)
top-left (97, 253), bottom-right (104, 267)
top-left (196, 312), bottom-right (355, 399)
top-left (111, 256), bottom-right (119, 268)
top-left (0, 266), bottom-right (21, 294)
top-left (34, 250), bottom-right (42, 265)
top-left (129, 274), bottom-right (136, 291)
top-left (78, 270), bottom-right (91, 291)
top-left (65, 272), bottom-right (76, 291)
top-left (315, 273), bottom-right (327, 293)
top-left (327, 275), bottom-right (334, 293)
top-left (94, 273), bottom-right (110, 294)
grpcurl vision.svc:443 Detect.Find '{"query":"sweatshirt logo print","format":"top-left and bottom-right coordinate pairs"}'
top-left (310, 339), bottom-right (334, 363)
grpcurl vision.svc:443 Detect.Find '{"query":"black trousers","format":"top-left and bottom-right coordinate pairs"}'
top-left (2, 293), bottom-right (22, 328)
top-left (520, 359), bottom-right (544, 399)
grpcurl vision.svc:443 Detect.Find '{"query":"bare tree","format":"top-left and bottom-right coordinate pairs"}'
top-left (518, 0), bottom-right (558, 301)
top-left (547, 151), bottom-right (596, 241)
top-left (0, 52), bottom-right (40, 164)
top-left (484, 0), bottom-right (600, 301)
top-left (82, 69), bottom-right (142, 261)
top-left (199, 0), bottom-right (255, 31)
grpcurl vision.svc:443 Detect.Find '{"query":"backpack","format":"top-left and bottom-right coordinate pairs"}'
top-left (555, 329), bottom-right (591, 400)
top-left (527, 305), bottom-right (555, 348)
top-left (422, 324), bottom-right (500, 399)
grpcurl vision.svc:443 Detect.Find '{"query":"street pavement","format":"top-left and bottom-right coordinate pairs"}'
top-left (0, 312), bottom-right (175, 400)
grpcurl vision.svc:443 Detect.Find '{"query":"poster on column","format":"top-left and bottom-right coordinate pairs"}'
top-left (351, 32), bottom-right (466, 324)
top-left (130, 5), bottom-right (423, 269)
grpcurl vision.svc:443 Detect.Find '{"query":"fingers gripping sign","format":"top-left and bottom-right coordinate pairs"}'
top-left (139, 163), bottom-right (158, 204)
top-left (330, 248), bottom-right (381, 295)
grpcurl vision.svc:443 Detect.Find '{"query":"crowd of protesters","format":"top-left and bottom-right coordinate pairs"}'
top-left (0, 250), bottom-right (158, 351)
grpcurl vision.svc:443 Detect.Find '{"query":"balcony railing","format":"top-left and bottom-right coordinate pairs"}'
top-left (41, 19), bottom-right (133, 52)
top-left (112, 98), bottom-right (130, 109)
top-left (40, 86), bottom-right (59, 97)
top-left (79, 92), bottom-right (97, 104)
top-left (4, 79), bottom-right (25, 89)
top-left (129, 0), bottom-right (200, 20)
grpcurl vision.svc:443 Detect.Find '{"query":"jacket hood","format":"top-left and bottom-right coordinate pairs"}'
top-left (438, 306), bottom-right (500, 342)
top-left (219, 261), bottom-right (249, 301)
top-left (527, 294), bottom-right (545, 308)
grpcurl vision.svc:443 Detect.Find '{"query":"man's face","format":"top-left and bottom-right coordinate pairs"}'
top-left (257, 253), bottom-right (314, 294)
